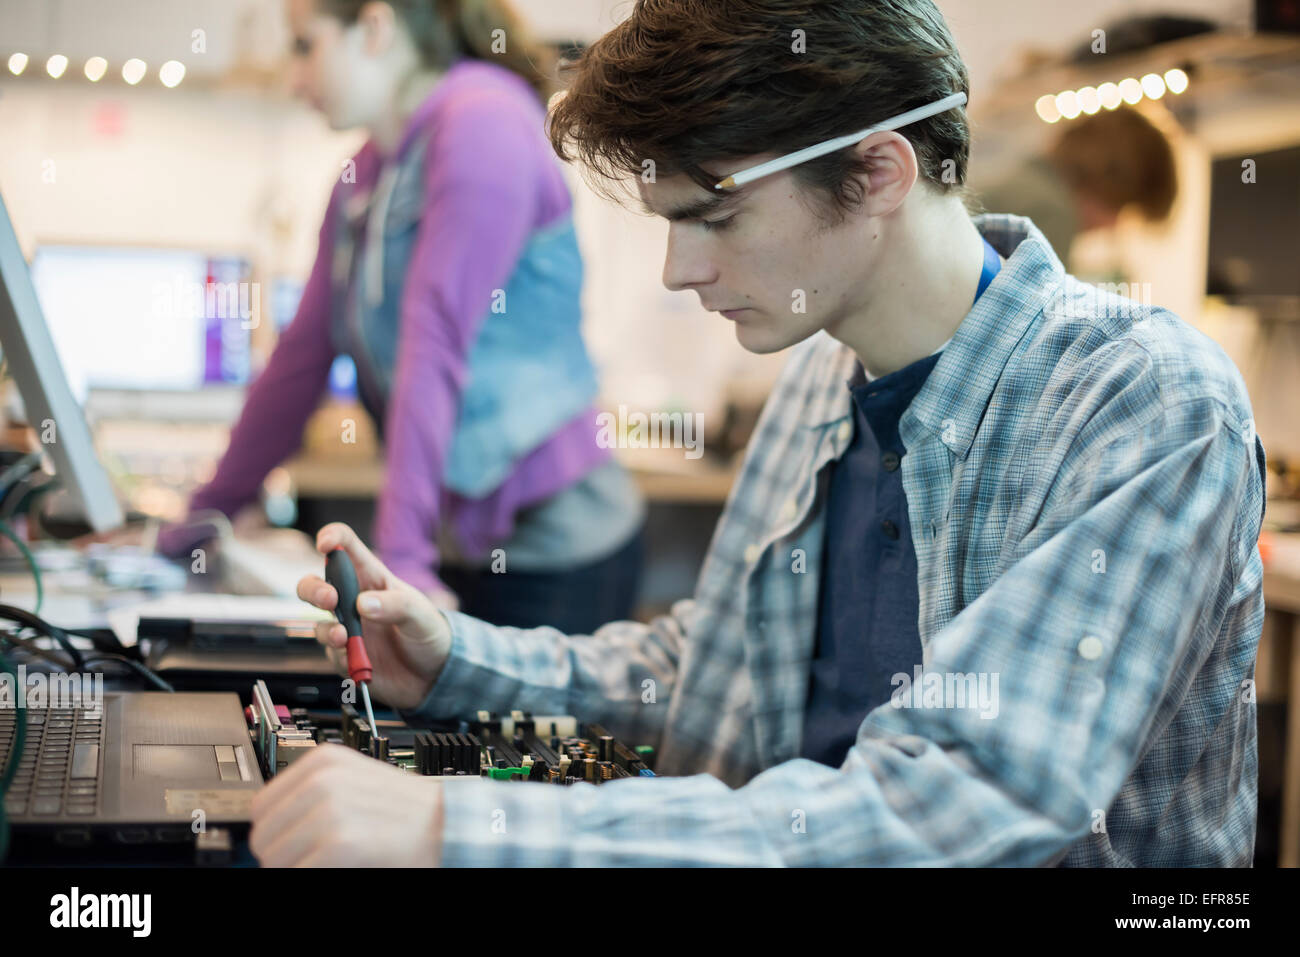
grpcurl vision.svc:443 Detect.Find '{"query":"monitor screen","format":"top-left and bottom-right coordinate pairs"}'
top-left (0, 194), bottom-right (125, 532)
top-left (30, 246), bottom-right (254, 401)
top-left (1206, 145), bottom-right (1300, 304)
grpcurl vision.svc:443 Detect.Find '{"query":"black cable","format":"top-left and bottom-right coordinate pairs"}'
top-left (0, 629), bottom-right (70, 669)
top-left (0, 646), bottom-right (26, 863)
top-left (0, 603), bottom-right (84, 671)
top-left (63, 627), bottom-right (130, 654)
top-left (1, 471), bottom-right (57, 521)
top-left (0, 450), bottom-right (42, 499)
top-left (0, 519), bottom-right (42, 614)
top-left (83, 654), bottom-right (174, 693)
top-left (0, 626), bottom-right (174, 692)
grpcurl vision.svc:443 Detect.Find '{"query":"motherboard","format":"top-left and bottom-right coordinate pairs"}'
top-left (246, 679), bottom-right (658, 785)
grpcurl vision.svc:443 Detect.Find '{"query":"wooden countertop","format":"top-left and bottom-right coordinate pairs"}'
top-left (283, 447), bottom-right (741, 506)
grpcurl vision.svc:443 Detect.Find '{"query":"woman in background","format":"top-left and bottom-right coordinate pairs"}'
top-left (166, 0), bottom-right (645, 633)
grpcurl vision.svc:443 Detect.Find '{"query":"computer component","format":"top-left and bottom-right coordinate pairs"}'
top-left (0, 691), bottom-right (262, 850)
top-left (29, 245), bottom-right (254, 396)
top-left (1, 704), bottom-right (105, 820)
top-left (247, 681), bottom-right (658, 785)
top-left (246, 678), bottom-right (317, 778)
top-left (141, 607), bottom-right (338, 706)
top-left (0, 190), bottom-right (125, 533)
top-left (145, 640), bottom-right (337, 707)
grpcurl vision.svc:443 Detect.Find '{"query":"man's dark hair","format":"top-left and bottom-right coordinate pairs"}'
top-left (547, 0), bottom-right (974, 224)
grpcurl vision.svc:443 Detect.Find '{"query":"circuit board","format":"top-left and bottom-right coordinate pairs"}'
top-left (246, 680), bottom-right (658, 784)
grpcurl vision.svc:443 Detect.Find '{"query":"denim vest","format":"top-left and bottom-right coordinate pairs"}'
top-left (329, 134), bottom-right (600, 497)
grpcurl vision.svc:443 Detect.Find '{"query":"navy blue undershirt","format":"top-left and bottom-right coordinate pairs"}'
top-left (799, 237), bottom-right (1002, 767)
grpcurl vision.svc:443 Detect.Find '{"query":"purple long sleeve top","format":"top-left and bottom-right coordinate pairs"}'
top-left (184, 60), bottom-right (609, 593)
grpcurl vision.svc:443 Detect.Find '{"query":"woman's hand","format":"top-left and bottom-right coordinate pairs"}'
top-left (296, 522), bottom-right (452, 710)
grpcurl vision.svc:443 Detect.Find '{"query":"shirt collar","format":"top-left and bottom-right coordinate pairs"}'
top-left (803, 214), bottom-right (1064, 447)
top-left (901, 213), bottom-right (1064, 459)
top-left (859, 334), bottom-right (952, 384)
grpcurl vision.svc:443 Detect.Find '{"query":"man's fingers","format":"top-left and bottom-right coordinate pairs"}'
top-left (314, 620), bottom-right (347, 649)
top-left (250, 746), bottom-right (325, 828)
top-left (253, 798), bottom-right (335, 867)
top-left (426, 587), bottom-right (459, 612)
top-left (311, 621), bottom-right (349, 679)
top-left (315, 522), bottom-right (390, 590)
top-left (250, 750), bottom-right (339, 864)
top-left (355, 587), bottom-right (437, 633)
top-left (296, 574), bottom-right (336, 610)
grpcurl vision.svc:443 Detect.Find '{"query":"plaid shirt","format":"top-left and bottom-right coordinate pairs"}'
top-left (408, 214), bottom-right (1266, 866)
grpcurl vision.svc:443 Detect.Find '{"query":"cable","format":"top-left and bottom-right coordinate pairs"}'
top-left (0, 628), bottom-right (68, 669)
top-left (0, 646), bottom-right (26, 863)
top-left (0, 604), bottom-right (81, 671)
top-left (83, 654), bottom-right (174, 693)
top-left (0, 519), bottom-right (42, 615)
top-left (0, 450), bottom-right (42, 494)
top-left (0, 628), bottom-right (173, 692)
top-left (2, 473), bottom-right (59, 522)
top-left (0, 455), bottom-right (47, 616)
top-left (63, 626), bottom-right (129, 654)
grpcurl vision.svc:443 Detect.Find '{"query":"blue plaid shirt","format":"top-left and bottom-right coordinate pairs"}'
top-left (407, 214), bottom-right (1266, 866)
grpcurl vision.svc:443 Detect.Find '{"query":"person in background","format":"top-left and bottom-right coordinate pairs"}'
top-left (1047, 105), bottom-right (1178, 232)
top-left (974, 105), bottom-right (1178, 268)
top-left (163, 0), bottom-right (646, 633)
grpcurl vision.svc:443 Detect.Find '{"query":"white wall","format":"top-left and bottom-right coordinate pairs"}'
top-left (0, 0), bottom-right (1290, 438)
top-left (0, 81), bottom-right (359, 282)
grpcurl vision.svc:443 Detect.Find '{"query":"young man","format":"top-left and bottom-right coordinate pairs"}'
top-left (250, 0), bottom-right (1266, 866)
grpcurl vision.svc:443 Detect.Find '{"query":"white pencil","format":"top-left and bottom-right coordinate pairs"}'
top-left (714, 91), bottom-right (968, 190)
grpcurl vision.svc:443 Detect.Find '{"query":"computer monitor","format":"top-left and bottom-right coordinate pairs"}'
top-left (30, 245), bottom-right (254, 400)
top-left (0, 190), bottom-right (125, 533)
top-left (1206, 143), bottom-right (1300, 319)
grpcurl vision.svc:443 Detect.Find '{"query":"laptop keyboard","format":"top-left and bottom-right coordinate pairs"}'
top-left (0, 707), bottom-right (106, 818)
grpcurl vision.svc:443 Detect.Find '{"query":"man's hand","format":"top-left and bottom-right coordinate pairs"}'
top-left (426, 586), bottom-right (460, 613)
top-left (249, 744), bottom-right (444, 867)
top-left (296, 522), bottom-right (452, 710)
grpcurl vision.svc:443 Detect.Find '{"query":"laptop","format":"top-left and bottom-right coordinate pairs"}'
top-left (1, 692), bottom-right (262, 849)
top-left (140, 615), bottom-right (338, 706)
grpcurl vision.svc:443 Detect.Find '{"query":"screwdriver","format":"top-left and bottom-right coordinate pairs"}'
top-left (325, 547), bottom-right (378, 740)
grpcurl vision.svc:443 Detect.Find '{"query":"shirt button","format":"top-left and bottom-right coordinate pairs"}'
top-left (1077, 636), bottom-right (1104, 660)
top-left (743, 543), bottom-right (763, 564)
top-left (882, 451), bottom-right (901, 471)
top-left (880, 519), bottom-right (900, 540)
top-left (781, 498), bottom-right (798, 522)
top-left (837, 421), bottom-right (852, 443)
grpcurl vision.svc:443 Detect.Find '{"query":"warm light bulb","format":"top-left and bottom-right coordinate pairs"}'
top-left (1035, 93), bottom-right (1062, 123)
top-left (1055, 90), bottom-right (1081, 120)
top-left (158, 60), bottom-right (185, 88)
top-left (1140, 73), bottom-right (1166, 99)
top-left (46, 54), bottom-right (68, 78)
top-left (122, 58), bottom-right (147, 85)
top-left (7, 52), bottom-right (28, 75)
top-left (84, 56), bottom-right (107, 82)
